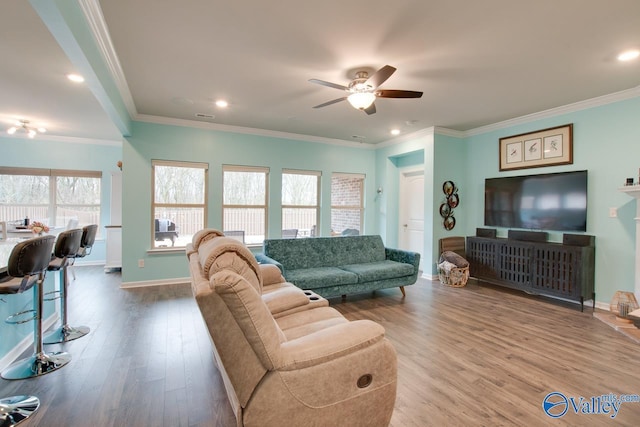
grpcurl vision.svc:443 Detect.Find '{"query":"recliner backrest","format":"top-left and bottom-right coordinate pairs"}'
top-left (198, 236), bottom-right (263, 292)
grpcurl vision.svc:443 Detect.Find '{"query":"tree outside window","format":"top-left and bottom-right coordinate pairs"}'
top-left (223, 166), bottom-right (269, 245)
top-left (282, 169), bottom-right (320, 238)
top-left (152, 160), bottom-right (207, 248)
top-left (0, 167), bottom-right (101, 231)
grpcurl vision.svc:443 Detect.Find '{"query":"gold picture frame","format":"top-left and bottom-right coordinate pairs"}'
top-left (499, 124), bottom-right (573, 171)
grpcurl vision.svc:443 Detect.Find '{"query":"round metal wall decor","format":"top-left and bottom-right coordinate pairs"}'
top-left (440, 181), bottom-right (459, 230)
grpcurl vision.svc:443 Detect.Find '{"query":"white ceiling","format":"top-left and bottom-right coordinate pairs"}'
top-left (1, 0), bottom-right (639, 144)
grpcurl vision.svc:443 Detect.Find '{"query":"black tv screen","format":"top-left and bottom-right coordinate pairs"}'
top-left (484, 170), bottom-right (587, 232)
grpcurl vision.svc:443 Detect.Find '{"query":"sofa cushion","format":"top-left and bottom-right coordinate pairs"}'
top-left (339, 260), bottom-right (415, 282)
top-left (285, 267), bottom-right (358, 290)
top-left (263, 235), bottom-right (386, 270)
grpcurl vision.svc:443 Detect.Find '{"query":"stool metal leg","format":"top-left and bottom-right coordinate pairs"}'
top-left (43, 266), bottom-right (89, 344)
top-left (1, 276), bottom-right (71, 380)
top-left (0, 395), bottom-right (40, 426)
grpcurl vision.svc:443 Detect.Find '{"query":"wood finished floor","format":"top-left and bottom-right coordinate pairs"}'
top-left (2, 266), bottom-right (639, 426)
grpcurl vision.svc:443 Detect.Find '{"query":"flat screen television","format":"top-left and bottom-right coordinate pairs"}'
top-left (484, 170), bottom-right (587, 232)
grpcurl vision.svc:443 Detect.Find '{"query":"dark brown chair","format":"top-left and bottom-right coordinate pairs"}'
top-left (43, 229), bottom-right (87, 344)
top-left (1, 235), bottom-right (71, 381)
top-left (69, 224), bottom-right (98, 280)
top-left (0, 236), bottom-right (56, 426)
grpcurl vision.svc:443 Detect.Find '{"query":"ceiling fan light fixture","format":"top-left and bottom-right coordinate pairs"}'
top-left (6, 119), bottom-right (46, 138)
top-left (347, 92), bottom-right (376, 110)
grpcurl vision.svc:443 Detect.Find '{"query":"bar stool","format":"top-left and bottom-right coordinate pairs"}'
top-left (69, 224), bottom-right (97, 280)
top-left (1, 235), bottom-right (71, 380)
top-left (0, 235), bottom-right (54, 426)
top-left (43, 229), bottom-right (86, 344)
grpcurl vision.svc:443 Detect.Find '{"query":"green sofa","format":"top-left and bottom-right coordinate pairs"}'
top-left (256, 235), bottom-right (420, 298)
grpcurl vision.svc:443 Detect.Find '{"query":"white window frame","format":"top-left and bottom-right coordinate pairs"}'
top-left (151, 160), bottom-right (208, 249)
top-left (330, 172), bottom-right (365, 235)
top-left (282, 169), bottom-right (321, 238)
top-left (222, 165), bottom-right (269, 246)
top-left (0, 166), bottom-right (102, 231)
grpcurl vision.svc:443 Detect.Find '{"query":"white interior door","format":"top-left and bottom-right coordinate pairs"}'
top-left (399, 169), bottom-right (425, 271)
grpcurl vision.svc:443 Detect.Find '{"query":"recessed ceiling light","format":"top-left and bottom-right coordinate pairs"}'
top-left (617, 50), bottom-right (639, 61)
top-left (67, 73), bottom-right (85, 83)
top-left (390, 129), bottom-right (401, 136)
top-left (215, 100), bottom-right (229, 108)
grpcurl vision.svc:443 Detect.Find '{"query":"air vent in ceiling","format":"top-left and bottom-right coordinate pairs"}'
top-left (195, 113), bottom-right (215, 119)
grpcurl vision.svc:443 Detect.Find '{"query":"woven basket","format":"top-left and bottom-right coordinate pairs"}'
top-left (438, 265), bottom-right (469, 288)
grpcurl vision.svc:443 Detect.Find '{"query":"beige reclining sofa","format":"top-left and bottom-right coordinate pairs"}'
top-left (186, 229), bottom-right (398, 427)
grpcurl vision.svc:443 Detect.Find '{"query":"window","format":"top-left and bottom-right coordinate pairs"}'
top-left (331, 173), bottom-right (364, 235)
top-left (152, 160), bottom-right (208, 248)
top-left (0, 167), bottom-right (101, 230)
top-left (282, 169), bottom-right (320, 238)
top-left (223, 165), bottom-right (269, 245)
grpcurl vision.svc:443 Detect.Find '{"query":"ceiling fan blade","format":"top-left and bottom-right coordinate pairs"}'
top-left (366, 65), bottom-right (396, 89)
top-left (364, 103), bottom-right (376, 115)
top-left (313, 97), bottom-right (347, 108)
top-left (308, 79), bottom-right (349, 91)
top-left (376, 89), bottom-right (423, 98)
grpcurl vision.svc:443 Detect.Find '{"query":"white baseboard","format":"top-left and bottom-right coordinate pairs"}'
top-left (120, 277), bottom-right (190, 289)
top-left (0, 313), bottom-right (59, 372)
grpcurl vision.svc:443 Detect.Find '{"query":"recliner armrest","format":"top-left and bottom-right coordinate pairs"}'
top-left (262, 287), bottom-right (310, 315)
top-left (260, 264), bottom-right (285, 286)
top-left (277, 320), bottom-right (385, 370)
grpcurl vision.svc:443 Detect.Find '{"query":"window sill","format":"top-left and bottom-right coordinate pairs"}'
top-left (147, 247), bottom-right (186, 255)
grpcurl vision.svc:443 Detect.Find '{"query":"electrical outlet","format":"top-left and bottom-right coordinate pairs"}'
top-left (138, 259), bottom-right (144, 268)
top-left (609, 207), bottom-right (618, 218)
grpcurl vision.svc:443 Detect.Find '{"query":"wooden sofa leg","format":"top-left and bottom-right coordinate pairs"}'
top-left (399, 286), bottom-right (406, 297)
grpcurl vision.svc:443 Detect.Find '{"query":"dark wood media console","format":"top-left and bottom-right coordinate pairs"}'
top-left (466, 231), bottom-right (595, 311)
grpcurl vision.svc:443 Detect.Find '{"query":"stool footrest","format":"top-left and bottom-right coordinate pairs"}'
top-left (4, 309), bottom-right (35, 325)
top-left (43, 324), bottom-right (90, 344)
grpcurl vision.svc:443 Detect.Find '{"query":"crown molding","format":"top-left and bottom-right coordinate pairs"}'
top-left (0, 132), bottom-right (122, 146)
top-left (466, 86), bottom-right (640, 137)
top-left (376, 127), bottom-right (436, 148)
top-left (134, 114), bottom-right (375, 149)
top-left (78, 0), bottom-right (138, 118)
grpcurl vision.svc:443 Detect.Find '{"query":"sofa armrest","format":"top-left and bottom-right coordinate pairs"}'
top-left (255, 253), bottom-right (283, 273)
top-left (277, 320), bottom-right (385, 370)
top-left (385, 247), bottom-right (420, 272)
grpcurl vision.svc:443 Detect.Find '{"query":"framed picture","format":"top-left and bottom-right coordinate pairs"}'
top-left (499, 124), bottom-right (572, 171)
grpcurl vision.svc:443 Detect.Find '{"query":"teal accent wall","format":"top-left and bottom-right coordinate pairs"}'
top-left (375, 133), bottom-right (432, 269)
top-left (432, 133), bottom-right (468, 272)
top-left (462, 97), bottom-right (640, 303)
top-left (121, 121), bottom-right (377, 283)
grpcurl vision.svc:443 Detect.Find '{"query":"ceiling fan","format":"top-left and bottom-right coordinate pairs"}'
top-left (309, 65), bottom-right (423, 115)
